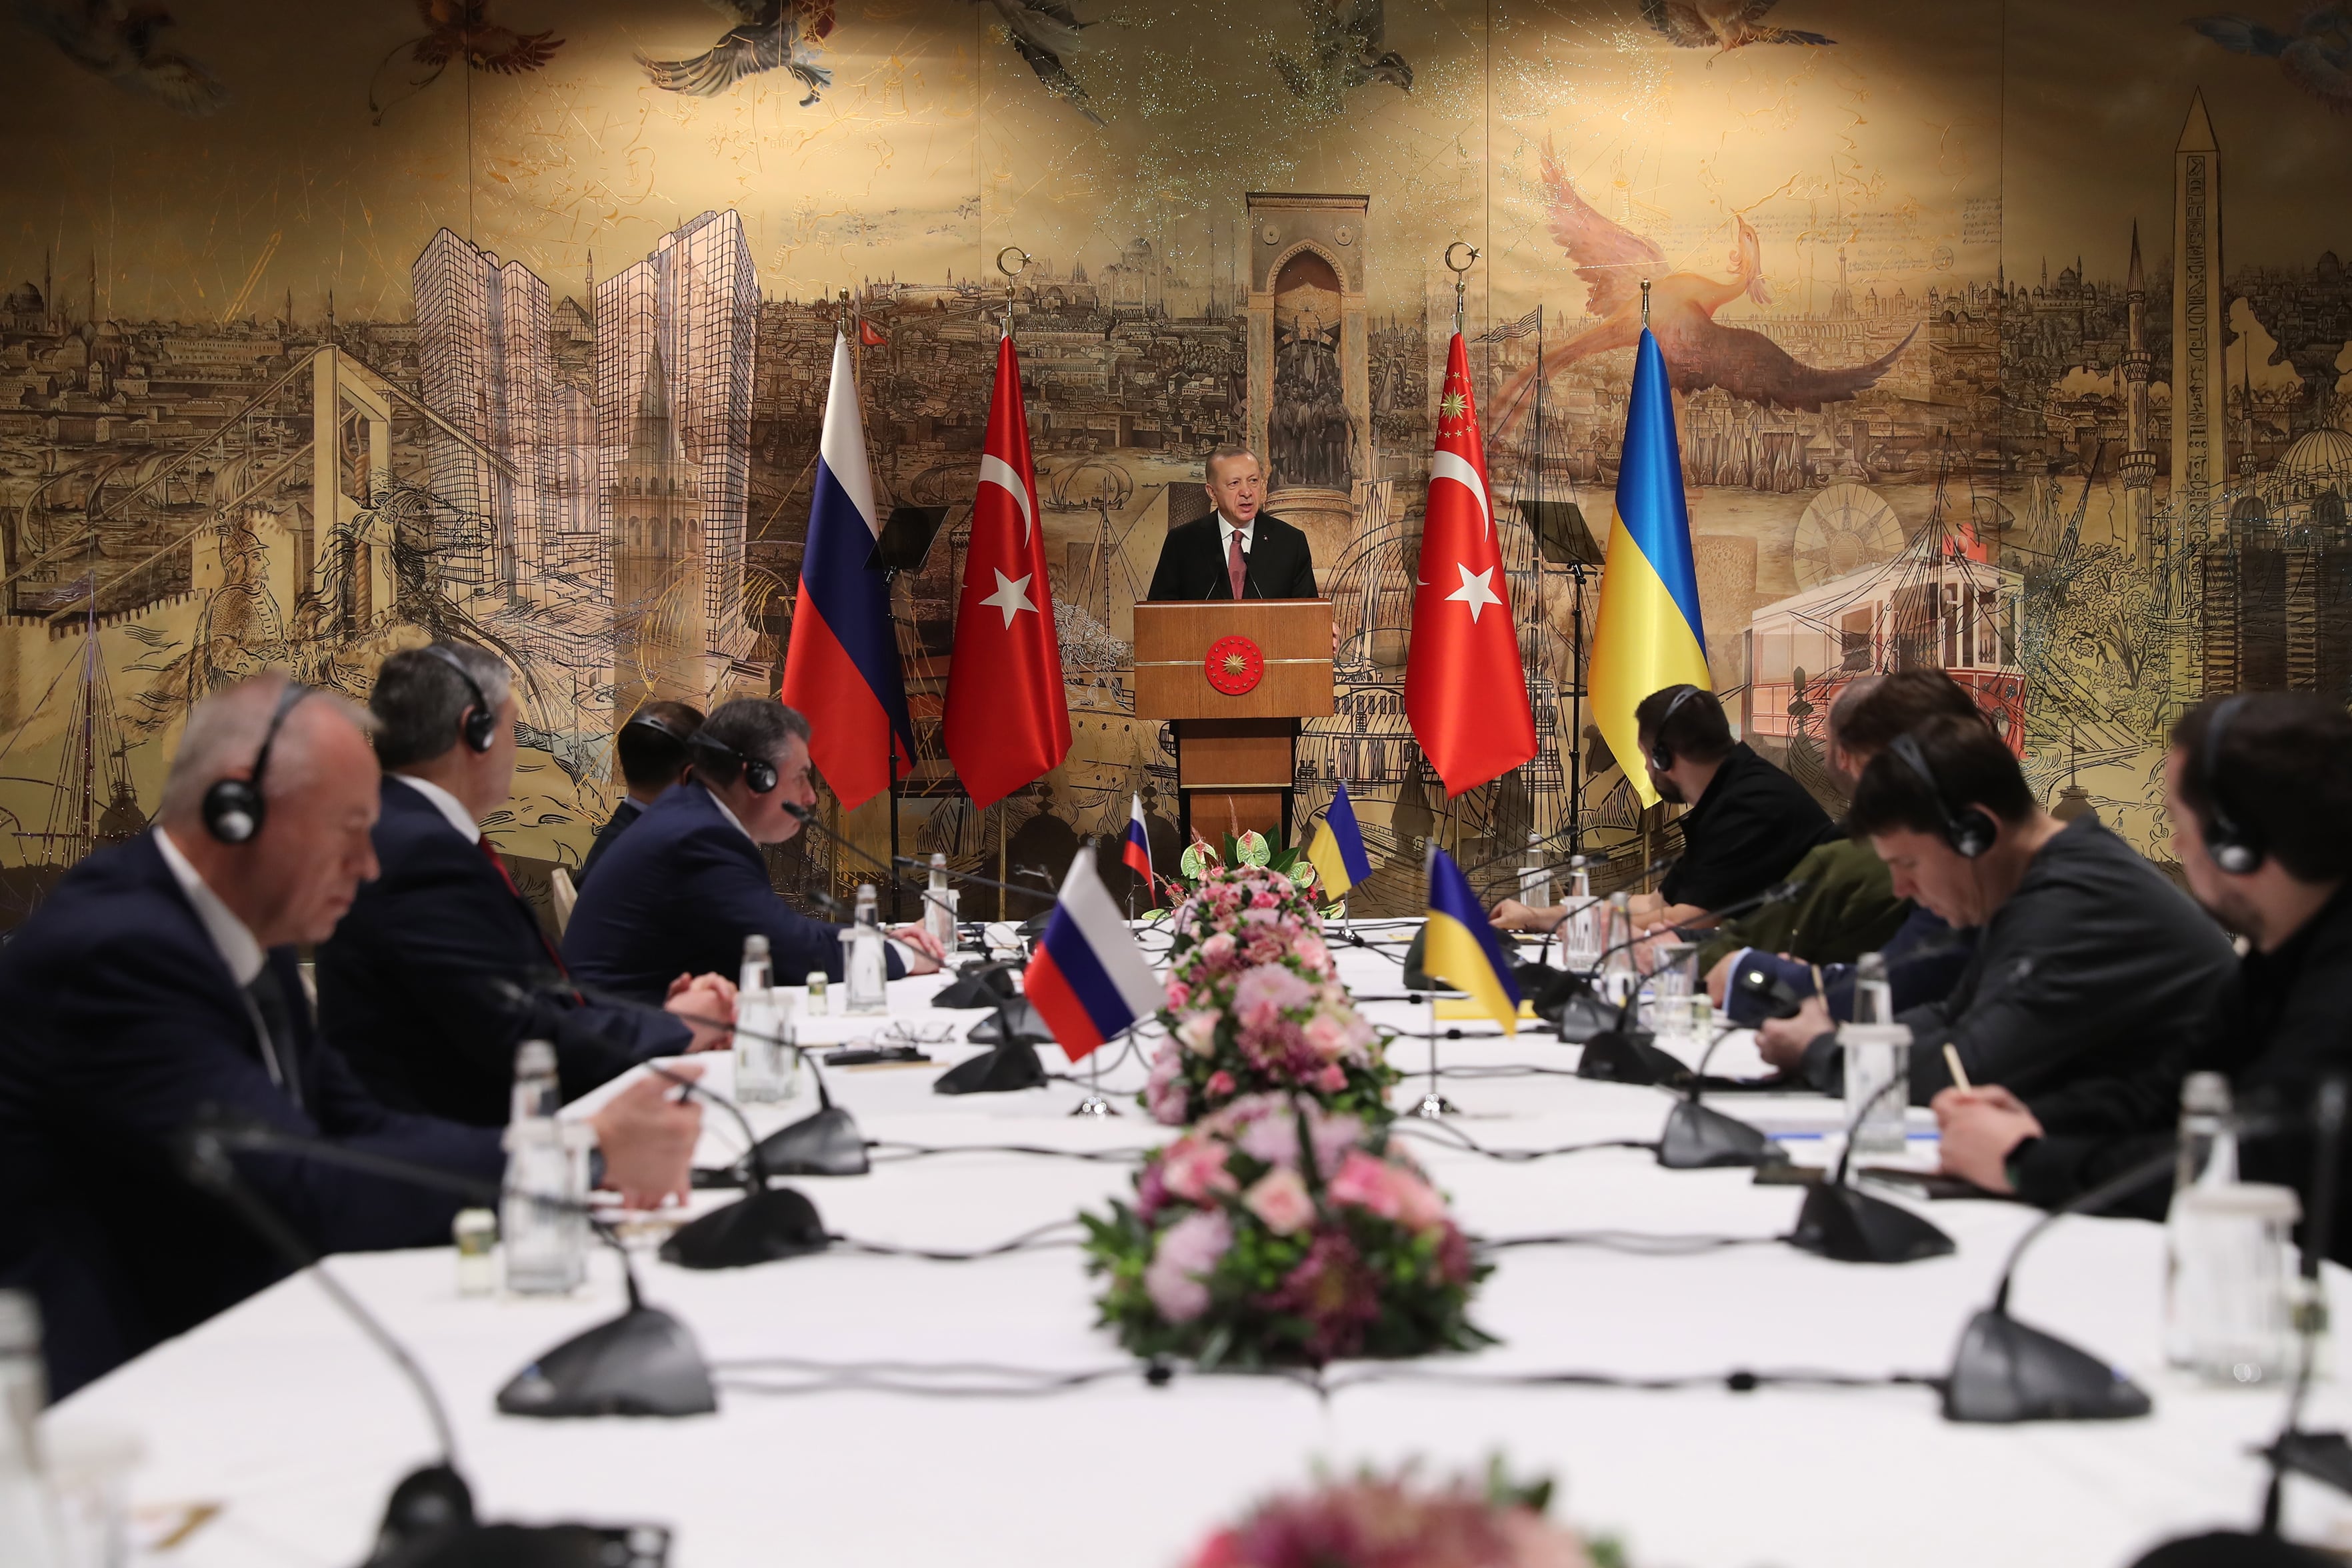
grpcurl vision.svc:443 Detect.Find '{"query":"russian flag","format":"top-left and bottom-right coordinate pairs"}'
top-left (1023, 845), bottom-right (1163, 1062)
top-left (780, 332), bottom-right (913, 809)
top-left (1122, 793), bottom-right (1154, 903)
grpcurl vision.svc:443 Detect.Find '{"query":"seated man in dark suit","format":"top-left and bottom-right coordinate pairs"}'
top-left (0, 675), bottom-right (703, 1397)
top-left (580, 699), bottom-right (703, 888)
top-left (317, 645), bottom-right (731, 1127)
top-left (1757, 711), bottom-right (2236, 1104)
top-left (1935, 694), bottom-right (2352, 1255)
top-left (1493, 684), bottom-right (1836, 934)
top-left (1146, 445), bottom-right (1317, 602)
top-left (564, 697), bottom-right (945, 1001)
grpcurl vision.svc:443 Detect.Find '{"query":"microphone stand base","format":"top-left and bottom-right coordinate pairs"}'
top-left (1789, 1181), bottom-right (1957, 1265)
top-left (496, 1305), bottom-right (718, 1418)
top-left (659, 1187), bottom-right (833, 1270)
top-left (1657, 1099), bottom-right (1786, 1169)
top-left (1941, 1307), bottom-right (2151, 1423)
top-left (2270, 1429), bottom-right (2352, 1497)
top-left (1413, 1091), bottom-right (1459, 1119)
top-left (1575, 1028), bottom-right (1689, 1088)
top-left (750, 1105), bottom-right (870, 1177)
top-left (933, 1042), bottom-right (1049, 1095)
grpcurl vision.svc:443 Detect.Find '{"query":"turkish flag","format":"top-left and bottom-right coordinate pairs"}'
top-left (944, 335), bottom-right (1071, 809)
top-left (1405, 332), bottom-right (1538, 796)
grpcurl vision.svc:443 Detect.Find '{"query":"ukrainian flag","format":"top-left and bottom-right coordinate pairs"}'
top-left (1423, 847), bottom-right (1523, 1035)
top-left (1589, 328), bottom-right (1712, 808)
top-left (1305, 780), bottom-right (1374, 900)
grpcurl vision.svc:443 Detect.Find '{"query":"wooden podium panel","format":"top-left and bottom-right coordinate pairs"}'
top-left (1132, 599), bottom-right (1333, 721)
top-left (1133, 599), bottom-right (1332, 844)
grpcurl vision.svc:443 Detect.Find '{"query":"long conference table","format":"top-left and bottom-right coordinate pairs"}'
top-left (50, 921), bottom-right (2352, 1566)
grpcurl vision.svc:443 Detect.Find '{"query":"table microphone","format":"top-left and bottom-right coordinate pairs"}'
top-left (1787, 1072), bottom-right (1957, 1265)
top-left (495, 976), bottom-right (869, 1185)
top-left (1655, 1021), bottom-right (1787, 1171)
top-left (2259, 1075), bottom-right (2352, 1519)
top-left (176, 1109), bottom-right (715, 1465)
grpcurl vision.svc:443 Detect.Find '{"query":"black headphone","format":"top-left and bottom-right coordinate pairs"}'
top-left (421, 645), bottom-right (497, 754)
top-left (1647, 685), bottom-right (1704, 773)
top-left (202, 681), bottom-right (314, 845)
top-left (1889, 731), bottom-right (1997, 860)
top-left (627, 710), bottom-right (690, 746)
top-left (689, 731), bottom-right (778, 795)
top-left (2199, 695), bottom-right (2263, 875)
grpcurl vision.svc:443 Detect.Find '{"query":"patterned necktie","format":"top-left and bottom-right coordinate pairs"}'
top-left (244, 967), bottom-right (303, 1111)
top-left (479, 835), bottom-right (570, 977)
top-left (1226, 525), bottom-right (1247, 599)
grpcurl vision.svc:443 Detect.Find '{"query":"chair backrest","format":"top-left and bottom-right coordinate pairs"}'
top-left (549, 867), bottom-right (578, 935)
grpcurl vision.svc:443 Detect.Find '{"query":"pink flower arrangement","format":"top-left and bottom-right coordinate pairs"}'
top-left (1147, 953), bottom-right (1393, 1126)
top-left (1084, 1095), bottom-right (1491, 1368)
top-left (1185, 1467), bottom-right (1606, 1568)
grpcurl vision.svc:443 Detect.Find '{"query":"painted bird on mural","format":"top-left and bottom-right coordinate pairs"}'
top-left (368, 0), bottom-right (563, 124)
top-left (1272, 0), bottom-right (1413, 114)
top-left (2187, 8), bottom-right (2352, 112)
top-left (969, 0), bottom-right (1103, 124)
top-left (1639, 0), bottom-right (1834, 54)
top-left (17, 0), bottom-right (229, 114)
top-left (637, 0), bottom-right (837, 107)
top-left (1490, 141), bottom-right (1916, 431)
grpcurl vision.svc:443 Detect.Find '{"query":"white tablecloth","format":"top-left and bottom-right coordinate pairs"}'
top-left (51, 926), bottom-right (2352, 1567)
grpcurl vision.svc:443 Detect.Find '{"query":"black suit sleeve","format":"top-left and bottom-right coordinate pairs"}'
top-left (1277, 527), bottom-right (1318, 597)
top-left (1148, 527), bottom-right (1195, 601)
top-left (684, 831), bottom-right (907, 985)
top-left (43, 941), bottom-right (505, 1258)
top-left (331, 846), bottom-right (691, 1105)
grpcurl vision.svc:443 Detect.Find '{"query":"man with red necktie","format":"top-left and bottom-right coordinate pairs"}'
top-left (1146, 446), bottom-right (1319, 604)
top-left (317, 643), bottom-right (735, 1127)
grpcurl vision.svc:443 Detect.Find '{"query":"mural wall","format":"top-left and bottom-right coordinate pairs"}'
top-left (3, 0), bottom-right (2350, 920)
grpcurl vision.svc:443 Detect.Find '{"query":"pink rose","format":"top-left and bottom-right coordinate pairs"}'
top-left (1251, 891), bottom-right (1280, 909)
top-left (1146, 1046), bottom-right (1190, 1125)
top-left (1302, 1010), bottom-right (1350, 1062)
top-left (1160, 1135), bottom-right (1237, 1204)
top-left (1177, 1011), bottom-right (1220, 1056)
top-left (1316, 1064), bottom-right (1347, 1093)
top-left (1233, 963), bottom-right (1314, 1019)
top-left (1389, 1168), bottom-right (1451, 1234)
top-left (1199, 931), bottom-right (1238, 969)
top-left (1328, 1150), bottom-right (1401, 1218)
top-left (1292, 933), bottom-right (1334, 976)
top-left (1205, 1069), bottom-right (1237, 1099)
top-left (1144, 1209), bottom-right (1231, 1323)
top-left (1165, 981), bottom-right (1191, 1010)
top-left (1243, 1166), bottom-right (1317, 1235)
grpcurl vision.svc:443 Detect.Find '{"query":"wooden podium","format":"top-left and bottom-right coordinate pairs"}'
top-left (1133, 598), bottom-right (1333, 845)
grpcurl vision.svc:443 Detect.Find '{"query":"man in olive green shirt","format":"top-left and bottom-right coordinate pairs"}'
top-left (1699, 671), bottom-right (1989, 1016)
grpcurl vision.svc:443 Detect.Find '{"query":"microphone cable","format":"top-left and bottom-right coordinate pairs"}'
top-left (1389, 1119), bottom-right (1659, 1163)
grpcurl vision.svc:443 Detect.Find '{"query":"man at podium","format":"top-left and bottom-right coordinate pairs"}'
top-left (1148, 446), bottom-right (1317, 601)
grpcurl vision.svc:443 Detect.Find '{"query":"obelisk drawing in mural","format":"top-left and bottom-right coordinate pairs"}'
top-left (2172, 90), bottom-right (2225, 547)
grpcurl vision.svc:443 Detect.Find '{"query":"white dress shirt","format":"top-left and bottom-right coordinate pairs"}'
top-left (391, 773), bottom-right (481, 843)
top-left (155, 825), bottom-right (297, 1099)
top-left (1217, 513), bottom-right (1256, 561)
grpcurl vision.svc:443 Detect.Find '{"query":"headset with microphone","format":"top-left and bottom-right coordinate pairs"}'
top-left (1646, 684), bottom-right (1705, 774)
top-left (2198, 695), bottom-right (2264, 875)
top-left (202, 680), bottom-right (315, 845)
top-left (1887, 730), bottom-right (1997, 860)
top-left (689, 731), bottom-right (779, 795)
top-left (420, 645), bottom-right (498, 755)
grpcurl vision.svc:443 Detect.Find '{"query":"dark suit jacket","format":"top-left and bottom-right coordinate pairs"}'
top-left (562, 780), bottom-right (903, 1002)
top-left (318, 777), bottom-right (690, 1127)
top-left (1146, 511), bottom-right (1317, 601)
top-left (0, 833), bottom-right (505, 1397)
top-left (577, 797), bottom-right (643, 888)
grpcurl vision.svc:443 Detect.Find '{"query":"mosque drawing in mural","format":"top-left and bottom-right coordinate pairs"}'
top-left (6, 79), bottom-right (2352, 923)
